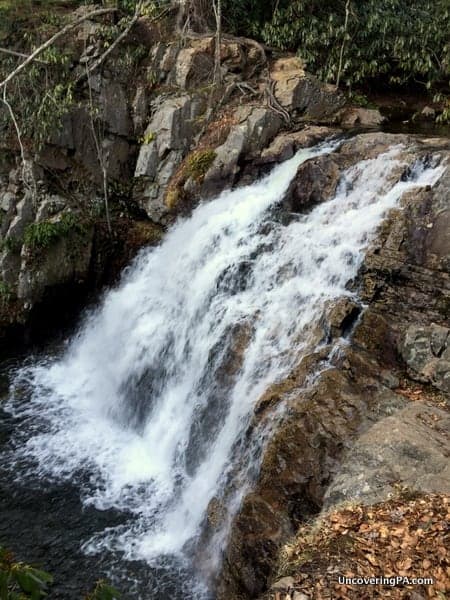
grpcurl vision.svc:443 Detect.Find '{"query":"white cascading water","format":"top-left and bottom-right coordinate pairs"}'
top-left (5, 141), bottom-right (445, 595)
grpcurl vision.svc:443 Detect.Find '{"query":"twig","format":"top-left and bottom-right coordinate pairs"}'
top-left (1, 85), bottom-right (35, 195)
top-left (212, 0), bottom-right (222, 85)
top-left (0, 47), bottom-right (48, 65)
top-left (336, 0), bottom-right (350, 89)
top-left (86, 66), bottom-right (112, 237)
top-left (0, 8), bottom-right (117, 90)
top-left (84, 1), bottom-right (143, 77)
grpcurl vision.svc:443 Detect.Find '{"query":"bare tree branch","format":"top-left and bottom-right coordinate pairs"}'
top-left (1, 85), bottom-right (35, 195)
top-left (336, 0), bottom-right (351, 89)
top-left (84, 1), bottom-right (144, 78)
top-left (0, 8), bottom-right (117, 91)
top-left (0, 47), bottom-right (48, 65)
top-left (85, 65), bottom-right (112, 237)
top-left (212, 0), bottom-right (222, 85)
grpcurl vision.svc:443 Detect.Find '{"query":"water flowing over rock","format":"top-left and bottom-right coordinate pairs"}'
top-left (2, 134), bottom-right (447, 600)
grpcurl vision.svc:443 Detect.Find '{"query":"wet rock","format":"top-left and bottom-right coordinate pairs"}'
top-left (218, 133), bottom-right (450, 600)
top-left (321, 298), bottom-right (362, 341)
top-left (282, 154), bottom-right (341, 212)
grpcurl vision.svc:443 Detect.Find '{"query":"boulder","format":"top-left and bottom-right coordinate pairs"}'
top-left (323, 403), bottom-right (450, 508)
top-left (400, 324), bottom-right (450, 393)
top-left (337, 107), bottom-right (386, 128)
top-left (260, 126), bottom-right (336, 164)
top-left (271, 58), bottom-right (345, 120)
top-left (282, 153), bottom-right (341, 212)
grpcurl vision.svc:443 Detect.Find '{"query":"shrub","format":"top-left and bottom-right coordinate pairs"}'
top-left (0, 546), bottom-right (53, 599)
top-left (24, 212), bottom-right (85, 250)
top-left (224, 0), bottom-right (450, 93)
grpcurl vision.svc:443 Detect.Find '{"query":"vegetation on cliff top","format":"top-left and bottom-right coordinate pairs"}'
top-left (224, 0), bottom-right (450, 94)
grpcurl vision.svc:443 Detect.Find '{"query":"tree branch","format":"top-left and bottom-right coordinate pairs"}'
top-left (0, 47), bottom-right (48, 65)
top-left (0, 8), bottom-right (117, 90)
top-left (1, 85), bottom-right (35, 195)
top-left (84, 1), bottom-right (143, 78)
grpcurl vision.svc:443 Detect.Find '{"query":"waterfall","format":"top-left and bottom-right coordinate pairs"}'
top-left (4, 141), bottom-right (444, 597)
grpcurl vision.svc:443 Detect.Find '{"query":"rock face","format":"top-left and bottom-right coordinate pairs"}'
top-left (216, 133), bottom-right (450, 600)
top-left (323, 402), bottom-right (450, 508)
top-left (400, 324), bottom-right (450, 392)
top-left (0, 13), bottom-right (360, 339)
top-left (271, 57), bottom-right (346, 120)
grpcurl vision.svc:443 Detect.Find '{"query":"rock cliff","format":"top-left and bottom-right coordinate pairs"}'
top-left (215, 133), bottom-right (450, 600)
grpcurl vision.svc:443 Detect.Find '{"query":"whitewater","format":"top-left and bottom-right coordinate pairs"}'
top-left (3, 140), bottom-right (445, 597)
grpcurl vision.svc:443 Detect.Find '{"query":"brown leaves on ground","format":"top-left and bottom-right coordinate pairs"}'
top-left (394, 380), bottom-right (449, 413)
top-left (275, 493), bottom-right (449, 599)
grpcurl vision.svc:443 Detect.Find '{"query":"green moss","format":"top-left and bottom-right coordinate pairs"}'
top-left (166, 188), bottom-right (182, 211)
top-left (140, 131), bottom-right (157, 145)
top-left (24, 212), bottom-right (85, 250)
top-left (185, 149), bottom-right (217, 182)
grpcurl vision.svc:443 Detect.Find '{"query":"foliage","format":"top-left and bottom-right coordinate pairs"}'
top-left (225, 0), bottom-right (450, 93)
top-left (0, 37), bottom-right (76, 150)
top-left (0, 546), bottom-right (53, 599)
top-left (221, 0), bottom-right (279, 38)
top-left (185, 149), bottom-right (216, 182)
top-left (0, 281), bottom-right (12, 306)
top-left (1, 235), bottom-right (22, 253)
top-left (0, 547), bottom-right (121, 600)
top-left (24, 212), bottom-right (85, 250)
top-left (85, 580), bottom-right (121, 600)
top-left (434, 93), bottom-right (450, 124)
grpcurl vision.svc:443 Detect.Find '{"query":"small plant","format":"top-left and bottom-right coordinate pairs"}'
top-left (0, 281), bottom-right (12, 307)
top-left (185, 149), bottom-right (217, 182)
top-left (146, 70), bottom-right (158, 88)
top-left (435, 94), bottom-right (450, 124)
top-left (85, 580), bottom-right (121, 600)
top-left (0, 546), bottom-right (53, 599)
top-left (140, 131), bottom-right (157, 145)
top-left (1, 235), bottom-right (22, 254)
top-left (348, 92), bottom-right (377, 109)
top-left (24, 212), bottom-right (85, 250)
